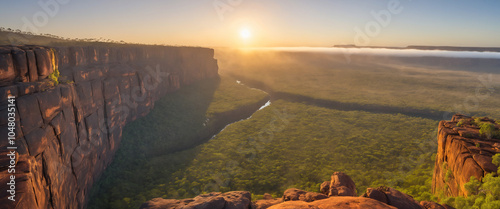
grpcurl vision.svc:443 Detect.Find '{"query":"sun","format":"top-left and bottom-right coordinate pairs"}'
top-left (240, 28), bottom-right (252, 40)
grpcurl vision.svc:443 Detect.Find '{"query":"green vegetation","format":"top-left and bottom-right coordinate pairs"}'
top-left (457, 119), bottom-right (466, 127)
top-left (216, 49), bottom-right (500, 119)
top-left (89, 97), bottom-right (438, 208)
top-left (479, 122), bottom-right (500, 139)
top-left (447, 154), bottom-right (500, 209)
top-left (87, 49), bottom-right (500, 208)
top-left (145, 100), bottom-right (437, 201)
top-left (48, 49), bottom-right (60, 86)
top-left (88, 76), bottom-right (268, 209)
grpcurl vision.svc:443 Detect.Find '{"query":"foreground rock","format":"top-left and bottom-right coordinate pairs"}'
top-left (142, 172), bottom-right (454, 209)
top-left (321, 171), bottom-right (357, 197)
top-left (140, 191), bottom-right (252, 209)
top-left (282, 188), bottom-right (327, 202)
top-left (362, 186), bottom-right (424, 209)
top-left (269, 196), bottom-right (398, 209)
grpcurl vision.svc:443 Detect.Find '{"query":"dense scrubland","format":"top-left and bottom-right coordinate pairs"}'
top-left (89, 48), bottom-right (500, 208)
top-left (88, 76), bottom-right (268, 208)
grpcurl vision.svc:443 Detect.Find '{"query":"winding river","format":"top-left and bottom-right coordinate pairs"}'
top-left (210, 80), bottom-right (272, 139)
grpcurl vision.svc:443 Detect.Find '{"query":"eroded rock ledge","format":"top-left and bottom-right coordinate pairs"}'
top-left (140, 172), bottom-right (454, 209)
top-left (432, 114), bottom-right (500, 197)
top-left (0, 44), bottom-right (218, 209)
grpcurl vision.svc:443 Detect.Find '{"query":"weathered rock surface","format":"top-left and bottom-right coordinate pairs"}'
top-left (363, 187), bottom-right (424, 209)
top-left (282, 188), bottom-right (327, 202)
top-left (142, 172), bottom-right (453, 209)
top-left (318, 171), bottom-right (356, 197)
top-left (269, 196), bottom-right (398, 209)
top-left (253, 193), bottom-right (282, 209)
top-left (432, 114), bottom-right (500, 197)
top-left (139, 191), bottom-right (252, 209)
top-left (0, 44), bottom-right (218, 209)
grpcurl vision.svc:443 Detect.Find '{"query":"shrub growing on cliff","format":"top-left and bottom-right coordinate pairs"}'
top-left (47, 49), bottom-right (60, 86)
top-left (479, 122), bottom-right (499, 139)
top-left (457, 119), bottom-right (466, 127)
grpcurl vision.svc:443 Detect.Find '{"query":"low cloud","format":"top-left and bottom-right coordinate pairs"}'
top-left (249, 47), bottom-right (500, 59)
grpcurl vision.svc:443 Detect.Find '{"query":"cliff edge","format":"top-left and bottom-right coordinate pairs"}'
top-left (0, 44), bottom-right (218, 209)
top-left (432, 114), bottom-right (500, 197)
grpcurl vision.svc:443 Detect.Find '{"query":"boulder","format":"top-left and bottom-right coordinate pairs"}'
top-left (362, 188), bottom-right (388, 204)
top-left (222, 191), bottom-right (252, 209)
top-left (319, 181), bottom-right (330, 195)
top-left (383, 187), bottom-right (423, 209)
top-left (184, 192), bottom-right (226, 209)
top-left (282, 188), bottom-right (327, 202)
top-left (329, 172), bottom-right (357, 196)
top-left (283, 188), bottom-right (307, 201)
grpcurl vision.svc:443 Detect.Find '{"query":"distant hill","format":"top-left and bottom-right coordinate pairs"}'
top-left (0, 31), bottom-right (72, 46)
top-left (333, 44), bottom-right (500, 52)
top-left (0, 30), bottom-right (132, 46)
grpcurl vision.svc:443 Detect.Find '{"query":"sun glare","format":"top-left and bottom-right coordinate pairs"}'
top-left (240, 28), bottom-right (252, 40)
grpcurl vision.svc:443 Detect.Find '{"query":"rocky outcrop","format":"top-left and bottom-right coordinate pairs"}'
top-left (268, 196), bottom-right (398, 209)
top-left (0, 44), bottom-right (218, 209)
top-left (325, 171), bottom-right (357, 197)
top-left (142, 172), bottom-right (451, 209)
top-left (139, 191), bottom-right (252, 209)
top-left (362, 187), bottom-right (424, 209)
top-left (432, 114), bottom-right (500, 197)
top-left (282, 188), bottom-right (327, 202)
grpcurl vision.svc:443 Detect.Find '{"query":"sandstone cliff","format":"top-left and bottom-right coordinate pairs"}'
top-left (432, 114), bottom-right (500, 197)
top-left (0, 44), bottom-right (218, 209)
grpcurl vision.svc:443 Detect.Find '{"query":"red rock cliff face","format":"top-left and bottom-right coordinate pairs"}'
top-left (0, 45), bottom-right (218, 209)
top-left (432, 114), bottom-right (500, 197)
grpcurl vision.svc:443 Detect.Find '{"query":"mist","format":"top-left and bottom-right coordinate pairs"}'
top-left (249, 47), bottom-right (500, 59)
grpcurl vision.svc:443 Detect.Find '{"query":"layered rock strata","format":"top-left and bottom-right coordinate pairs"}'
top-left (432, 114), bottom-right (500, 197)
top-left (0, 44), bottom-right (218, 209)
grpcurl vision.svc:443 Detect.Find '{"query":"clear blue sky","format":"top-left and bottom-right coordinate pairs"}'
top-left (1, 0), bottom-right (499, 47)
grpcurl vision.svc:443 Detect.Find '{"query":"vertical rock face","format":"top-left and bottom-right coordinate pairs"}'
top-left (432, 114), bottom-right (500, 197)
top-left (0, 45), bottom-right (218, 209)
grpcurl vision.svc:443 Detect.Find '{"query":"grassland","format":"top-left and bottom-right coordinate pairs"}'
top-left (216, 49), bottom-right (500, 119)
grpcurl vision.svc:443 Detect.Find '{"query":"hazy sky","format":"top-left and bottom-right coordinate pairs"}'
top-left (1, 0), bottom-right (499, 47)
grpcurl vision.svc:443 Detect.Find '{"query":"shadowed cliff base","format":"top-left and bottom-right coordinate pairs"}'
top-left (88, 76), bottom-right (269, 209)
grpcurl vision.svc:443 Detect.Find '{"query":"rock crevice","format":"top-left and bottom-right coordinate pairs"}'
top-left (432, 114), bottom-right (500, 197)
top-left (0, 44), bottom-right (218, 209)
